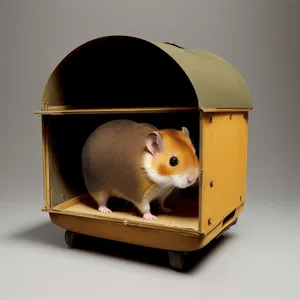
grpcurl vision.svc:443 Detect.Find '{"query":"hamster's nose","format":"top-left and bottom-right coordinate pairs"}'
top-left (187, 175), bottom-right (196, 185)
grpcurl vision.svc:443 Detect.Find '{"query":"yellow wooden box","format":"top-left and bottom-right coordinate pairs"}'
top-left (35, 35), bottom-right (253, 270)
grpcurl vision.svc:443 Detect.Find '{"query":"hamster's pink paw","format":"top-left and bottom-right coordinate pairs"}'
top-left (98, 206), bottom-right (112, 213)
top-left (143, 212), bottom-right (157, 221)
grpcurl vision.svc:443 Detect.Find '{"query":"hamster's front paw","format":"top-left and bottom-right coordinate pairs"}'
top-left (98, 206), bottom-right (112, 213)
top-left (143, 212), bottom-right (157, 221)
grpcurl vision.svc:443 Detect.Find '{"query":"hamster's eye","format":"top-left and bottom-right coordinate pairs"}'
top-left (169, 156), bottom-right (178, 167)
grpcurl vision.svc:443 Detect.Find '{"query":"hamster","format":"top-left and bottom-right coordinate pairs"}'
top-left (81, 119), bottom-right (199, 221)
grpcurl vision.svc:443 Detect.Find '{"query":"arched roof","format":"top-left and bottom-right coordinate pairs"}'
top-left (41, 35), bottom-right (253, 112)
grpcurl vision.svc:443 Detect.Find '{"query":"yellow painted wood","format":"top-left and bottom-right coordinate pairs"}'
top-left (201, 108), bottom-right (254, 113)
top-left (48, 193), bottom-right (199, 234)
top-left (49, 212), bottom-right (202, 251)
top-left (46, 202), bottom-right (243, 251)
top-left (200, 112), bottom-right (248, 233)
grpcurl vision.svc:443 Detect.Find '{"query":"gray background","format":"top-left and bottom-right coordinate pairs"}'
top-left (0, 0), bottom-right (299, 299)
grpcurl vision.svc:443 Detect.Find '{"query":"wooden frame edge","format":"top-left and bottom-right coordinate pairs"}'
top-left (201, 107), bottom-right (254, 113)
top-left (49, 212), bottom-right (203, 251)
top-left (44, 208), bottom-right (200, 237)
top-left (198, 111), bottom-right (204, 232)
top-left (42, 116), bottom-right (51, 208)
top-left (33, 106), bottom-right (200, 115)
top-left (33, 106), bottom-right (254, 116)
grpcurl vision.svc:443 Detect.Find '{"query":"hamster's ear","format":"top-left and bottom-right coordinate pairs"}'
top-left (145, 132), bottom-right (163, 155)
top-left (181, 127), bottom-right (189, 137)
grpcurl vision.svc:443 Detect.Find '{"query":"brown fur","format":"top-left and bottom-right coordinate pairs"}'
top-left (82, 120), bottom-right (158, 204)
top-left (82, 120), bottom-right (199, 210)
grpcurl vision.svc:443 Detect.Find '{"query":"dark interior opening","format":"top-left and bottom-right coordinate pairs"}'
top-left (50, 36), bottom-right (198, 109)
top-left (47, 112), bottom-right (200, 212)
top-left (222, 209), bottom-right (236, 227)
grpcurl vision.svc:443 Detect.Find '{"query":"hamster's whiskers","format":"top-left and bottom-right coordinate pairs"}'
top-left (150, 176), bottom-right (181, 199)
top-left (169, 176), bottom-right (183, 197)
top-left (174, 186), bottom-right (181, 198)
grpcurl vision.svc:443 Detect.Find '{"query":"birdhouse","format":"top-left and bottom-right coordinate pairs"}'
top-left (35, 35), bottom-right (253, 270)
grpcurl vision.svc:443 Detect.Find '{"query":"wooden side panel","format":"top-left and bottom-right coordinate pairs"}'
top-left (200, 112), bottom-right (248, 233)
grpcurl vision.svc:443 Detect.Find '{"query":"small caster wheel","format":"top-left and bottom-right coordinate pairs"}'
top-left (167, 251), bottom-right (189, 271)
top-left (64, 230), bottom-right (79, 248)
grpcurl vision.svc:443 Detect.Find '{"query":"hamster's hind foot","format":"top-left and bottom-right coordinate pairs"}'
top-left (143, 212), bottom-right (157, 221)
top-left (98, 206), bottom-right (112, 213)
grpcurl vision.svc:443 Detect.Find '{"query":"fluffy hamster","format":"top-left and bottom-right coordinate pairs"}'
top-left (81, 119), bottom-right (199, 220)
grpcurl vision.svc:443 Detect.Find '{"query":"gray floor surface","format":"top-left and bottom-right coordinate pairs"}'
top-left (1, 191), bottom-right (299, 300)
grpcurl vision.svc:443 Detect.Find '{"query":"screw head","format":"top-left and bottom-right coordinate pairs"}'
top-left (208, 218), bottom-right (212, 225)
top-left (210, 181), bottom-right (214, 187)
top-left (240, 196), bottom-right (243, 201)
top-left (229, 114), bottom-right (232, 120)
top-left (209, 116), bottom-right (213, 123)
